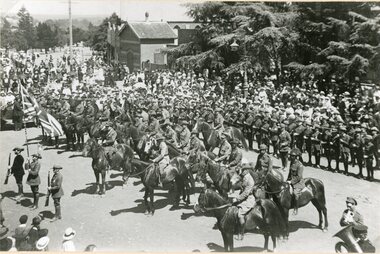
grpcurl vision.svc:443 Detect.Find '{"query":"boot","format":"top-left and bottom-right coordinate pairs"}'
top-left (293, 195), bottom-right (299, 215)
top-left (31, 193), bottom-right (39, 210)
top-left (51, 205), bottom-right (62, 222)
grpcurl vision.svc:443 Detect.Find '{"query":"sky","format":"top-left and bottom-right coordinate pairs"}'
top-left (0, 0), bottom-right (193, 21)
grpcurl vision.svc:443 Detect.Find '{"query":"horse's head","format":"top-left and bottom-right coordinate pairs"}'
top-left (82, 138), bottom-right (97, 157)
top-left (195, 152), bottom-right (209, 182)
top-left (144, 135), bottom-right (155, 154)
top-left (194, 188), bottom-right (227, 213)
top-left (230, 172), bottom-right (242, 188)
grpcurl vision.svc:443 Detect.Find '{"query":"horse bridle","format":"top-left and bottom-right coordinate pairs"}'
top-left (197, 189), bottom-right (232, 212)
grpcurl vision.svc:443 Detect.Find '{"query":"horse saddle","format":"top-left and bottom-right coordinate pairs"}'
top-left (104, 147), bottom-right (123, 170)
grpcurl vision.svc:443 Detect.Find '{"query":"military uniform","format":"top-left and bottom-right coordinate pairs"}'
top-left (216, 139), bottom-right (232, 164)
top-left (364, 138), bottom-right (375, 180)
top-left (254, 152), bottom-right (273, 178)
top-left (26, 157), bottom-right (41, 208)
top-left (228, 146), bottom-right (242, 174)
top-left (279, 129), bottom-right (291, 169)
top-left (303, 124), bottom-right (313, 164)
top-left (50, 167), bottom-right (64, 220)
top-left (164, 126), bottom-right (178, 147)
top-left (311, 128), bottom-right (322, 168)
top-left (340, 132), bottom-right (351, 175)
top-left (178, 126), bottom-right (191, 153)
top-left (350, 134), bottom-right (364, 178)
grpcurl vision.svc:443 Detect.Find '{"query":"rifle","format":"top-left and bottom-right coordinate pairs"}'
top-left (45, 171), bottom-right (50, 207)
top-left (4, 153), bottom-right (11, 185)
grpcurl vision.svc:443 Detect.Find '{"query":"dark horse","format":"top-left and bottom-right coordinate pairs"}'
top-left (194, 188), bottom-right (286, 252)
top-left (82, 138), bottom-right (109, 194)
top-left (129, 157), bottom-right (193, 215)
top-left (192, 151), bottom-right (231, 199)
top-left (241, 168), bottom-right (328, 237)
top-left (194, 120), bottom-right (248, 152)
top-left (82, 138), bottom-right (135, 194)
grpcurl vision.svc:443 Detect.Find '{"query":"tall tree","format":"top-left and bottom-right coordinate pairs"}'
top-left (17, 6), bottom-right (36, 50)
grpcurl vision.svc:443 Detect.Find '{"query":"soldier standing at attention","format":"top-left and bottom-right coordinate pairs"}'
top-left (279, 124), bottom-right (291, 171)
top-left (10, 147), bottom-right (25, 203)
top-left (26, 153), bottom-right (42, 210)
top-left (49, 165), bottom-right (64, 222)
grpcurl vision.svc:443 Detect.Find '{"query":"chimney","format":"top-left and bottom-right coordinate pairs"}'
top-left (145, 12), bottom-right (149, 22)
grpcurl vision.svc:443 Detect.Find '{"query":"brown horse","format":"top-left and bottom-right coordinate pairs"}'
top-left (129, 157), bottom-right (193, 215)
top-left (193, 152), bottom-right (231, 199)
top-left (194, 120), bottom-right (248, 152)
top-left (82, 138), bottom-right (135, 194)
top-left (82, 138), bottom-right (109, 194)
top-left (234, 168), bottom-right (328, 237)
top-left (194, 188), bottom-right (286, 252)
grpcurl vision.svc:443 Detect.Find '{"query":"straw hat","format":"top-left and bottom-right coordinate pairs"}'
top-left (63, 227), bottom-right (76, 241)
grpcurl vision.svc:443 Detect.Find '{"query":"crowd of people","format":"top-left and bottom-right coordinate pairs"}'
top-left (0, 47), bottom-right (379, 251)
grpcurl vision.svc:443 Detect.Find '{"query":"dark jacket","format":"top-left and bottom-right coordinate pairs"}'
top-left (11, 154), bottom-right (24, 176)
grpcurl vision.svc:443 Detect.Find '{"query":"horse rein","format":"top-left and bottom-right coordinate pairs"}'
top-left (203, 203), bottom-right (232, 211)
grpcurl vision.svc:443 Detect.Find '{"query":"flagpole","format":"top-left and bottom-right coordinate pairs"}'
top-left (19, 82), bottom-right (30, 160)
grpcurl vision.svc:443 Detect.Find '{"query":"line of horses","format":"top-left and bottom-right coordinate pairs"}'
top-left (73, 119), bottom-right (328, 252)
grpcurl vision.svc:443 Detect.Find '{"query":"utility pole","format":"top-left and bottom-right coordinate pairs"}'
top-left (69, 0), bottom-right (73, 65)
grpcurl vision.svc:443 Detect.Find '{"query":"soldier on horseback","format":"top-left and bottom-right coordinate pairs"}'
top-left (232, 164), bottom-right (255, 240)
top-left (214, 107), bottom-right (224, 140)
top-left (214, 132), bottom-right (231, 164)
top-left (189, 129), bottom-right (204, 155)
top-left (287, 148), bottom-right (305, 215)
top-left (176, 121), bottom-right (191, 154)
top-left (227, 139), bottom-right (242, 175)
top-left (152, 134), bottom-right (170, 187)
top-left (162, 119), bottom-right (178, 147)
top-left (101, 122), bottom-right (117, 146)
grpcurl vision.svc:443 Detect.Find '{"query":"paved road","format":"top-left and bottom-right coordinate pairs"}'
top-left (1, 127), bottom-right (380, 252)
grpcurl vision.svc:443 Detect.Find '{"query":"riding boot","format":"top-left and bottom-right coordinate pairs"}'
top-left (55, 137), bottom-right (59, 148)
top-left (293, 195), bottom-right (299, 215)
top-left (32, 193), bottom-right (39, 210)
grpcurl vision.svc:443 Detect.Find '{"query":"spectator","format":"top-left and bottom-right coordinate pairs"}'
top-left (14, 215), bottom-right (30, 250)
top-left (26, 216), bottom-right (48, 251)
top-left (0, 227), bottom-right (14, 251)
top-left (62, 227), bottom-right (76, 251)
top-left (84, 244), bottom-right (97, 252)
top-left (36, 236), bottom-right (50, 251)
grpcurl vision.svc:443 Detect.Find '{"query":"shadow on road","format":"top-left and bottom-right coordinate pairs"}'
top-left (181, 211), bottom-right (202, 220)
top-left (71, 180), bottom-right (124, 197)
top-left (39, 210), bottom-right (55, 219)
top-left (288, 220), bottom-right (318, 233)
top-left (110, 197), bottom-right (172, 216)
top-left (69, 154), bottom-right (84, 158)
top-left (110, 173), bottom-right (123, 179)
top-left (206, 242), bottom-right (266, 252)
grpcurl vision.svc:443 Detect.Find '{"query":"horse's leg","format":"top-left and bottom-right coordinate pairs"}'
top-left (143, 189), bottom-right (150, 215)
top-left (149, 188), bottom-right (155, 215)
top-left (264, 234), bottom-right (269, 251)
top-left (173, 178), bottom-right (182, 208)
top-left (323, 205), bottom-right (328, 231)
top-left (221, 231), bottom-right (228, 252)
top-left (271, 234), bottom-right (277, 252)
top-left (101, 170), bottom-right (106, 194)
top-left (227, 233), bottom-right (234, 252)
top-left (94, 170), bottom-right (100, 194)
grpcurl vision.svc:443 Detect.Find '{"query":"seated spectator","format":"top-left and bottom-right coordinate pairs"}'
top-left (84, 244), bottom-right (97, 252)
top-left (26, 216), bottom-right (48, 251)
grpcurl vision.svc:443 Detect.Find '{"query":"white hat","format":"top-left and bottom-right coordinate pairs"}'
top-left (63, 227), bottom-right (76, 240)
top-left (36, 236), bottom-right (50, 250)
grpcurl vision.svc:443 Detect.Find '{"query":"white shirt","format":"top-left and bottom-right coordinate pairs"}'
top-left (62, 240), bottom-right (76, 251)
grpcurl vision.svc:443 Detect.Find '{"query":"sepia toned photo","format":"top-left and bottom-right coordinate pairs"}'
top-left (0, 0), bottom-right (379, 252)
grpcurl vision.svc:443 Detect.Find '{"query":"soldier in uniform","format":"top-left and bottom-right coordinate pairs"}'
top-left (363, 135), bottom-right (375, 181)
top-left (303, 122), bottom-right (313, 165)
top-left (254, 144), bottom-right (273, 198)
top-left (49, 165), bottom-right (64, 222)
top-left (350, 132), bottom-right (364, 178)
top-left (352, 225), bottom-right (376, 253)
top-left (26, 153), bottom-right (41, 210)
top-left (253, 113), bottom-right (263, 149)
top-left (340, 197), bottom-right (363, 226)
top-left (311, 125), bottom-right (323, 168)
top-left (101, 122), bottom-right (117, 146)
top-left (227, 139), bottom-right (242, 176)
top-left (339, 126), bottom-right (351, 175)
top-left (13, 97), bottom-right (24, 131)
top-left (371, 127), bottom-right (380, 170)
top-left (279, 124), bottom-right (291, 171)
top-left (189, 130), bottom-right (205, 154)
top-left (214, 132), bottom-right (232, 164)
top-left (214, 107), bottom-right (224, 140)
top-left (162, 120), bottom-right (178, 147)
top-left (146, 112), bottom-right (160, 134)
top-left (232, 164), bottom-right (255, 241)
top-left (176, 121), bottom-right (191, 154)
top-left (287, 148), bottom-right (305, 215)
top-left (293, 119), bottom-right (306, 153)
top-left (10, 147), bottom-right (25, 202)
top-left (152, 134), bottom-right (170, 186)
top-left (269, 120), bottom-right (280, 157)
top-left (245, 111), bottom-right (255, 150)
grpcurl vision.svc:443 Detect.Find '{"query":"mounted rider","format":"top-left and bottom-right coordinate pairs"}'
top-left (101, 122), bottom-right (117, 147)
top-left (227, 139), bottom-right (242, 175)
top-left (214, 107), bottom-right (224, 140)
top-left (176, 120), bottom-right (191, 154)
top-left (189, 129), bottom-right (205, 155)
top-left (152, 133), bottom-right (170, 186)
top-left (161, 119), bottom-right (178, 147)
top-left (232, 164), bottom-right (255, 241)
top-left (287, 147), bottom-right (305, 215)
top-left (214, 132), bottom-right (232, 164)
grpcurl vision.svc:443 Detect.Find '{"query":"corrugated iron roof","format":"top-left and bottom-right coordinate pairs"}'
top-left (126, 22), bottom-right (177, 39)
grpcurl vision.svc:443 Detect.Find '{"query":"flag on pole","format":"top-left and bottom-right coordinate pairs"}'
top-left (19, 84), bottom-right (64, 136)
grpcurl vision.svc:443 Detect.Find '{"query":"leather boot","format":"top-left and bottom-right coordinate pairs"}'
top-left (51, 205), bottom-right (61, 222)
top-left (32, 193), bottom-right (39, 210)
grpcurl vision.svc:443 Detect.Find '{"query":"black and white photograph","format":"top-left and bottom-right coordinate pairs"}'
top-left (0, 0), bottom-right (380, 252)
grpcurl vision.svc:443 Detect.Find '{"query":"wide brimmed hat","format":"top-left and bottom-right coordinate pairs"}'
top-left (31, 153), bottom-right (42, 159)
top-left (63, 227), bottom-right (76, 240)
top-left (36, 236), bottom-right (50, 250)
top-left (13, 147), bottom-right (24, 152)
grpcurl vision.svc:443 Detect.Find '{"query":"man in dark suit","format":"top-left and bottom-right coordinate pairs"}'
top-left (10, 147), bottom-right (25, 202)
top-left (48, 165), bottom-right (64, 222)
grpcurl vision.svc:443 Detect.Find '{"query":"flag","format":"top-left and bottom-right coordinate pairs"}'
top-left (19, 85), bottom-right (38, 120)
top-left (19, 84), bottom-right (64, 136)
top-left (37, 110), bottom-right (64, 137)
